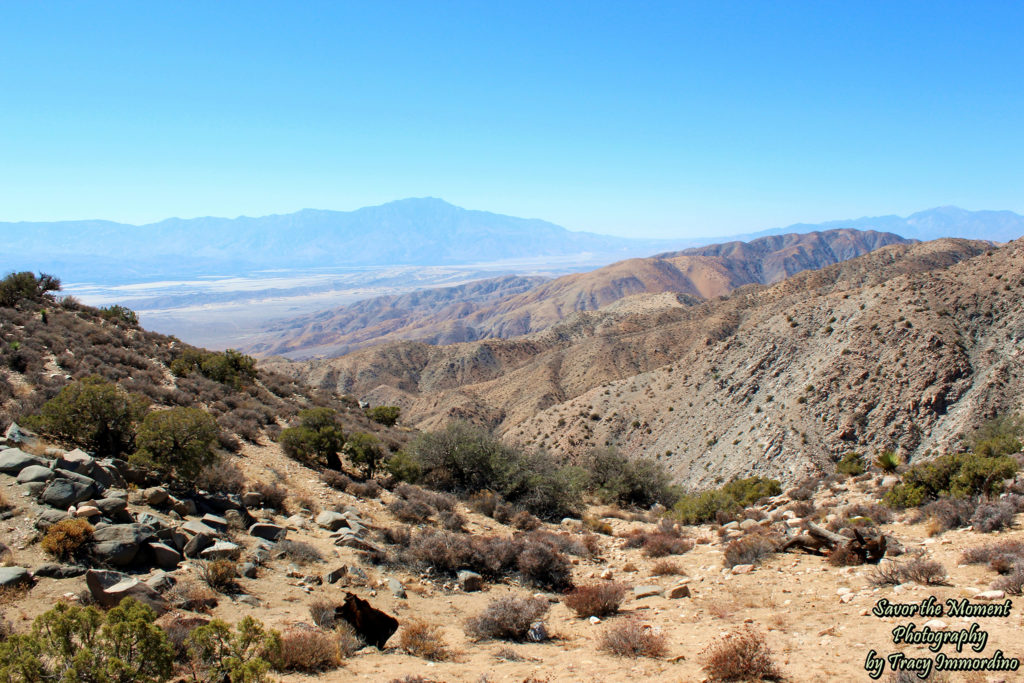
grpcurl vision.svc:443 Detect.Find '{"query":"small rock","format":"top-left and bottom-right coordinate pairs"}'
top-left (388, 577), bottom-right (406, 599)
top-left (589, 616), bottom-right (601, 624)
top-left (975, 590), bottom-right (1006, 601)
top-left (739, 519), bottom-right (759, 531)
top-left (33, 563), bottom-right (86, 579)
top-left (180, 520), bottom-right (220, 537)
top-left (526, 621), bottom-right (548, 642)
top-left (924, 619), bottom-right (948, 630)
top-left (731, 564), bottom-right (755, 575)
top-left (145, 570), bottom-right (176, 593)
top-left (199, 541), bottom-right (241, 561)
top-left (633, 585), bottom-right (663, 599)
top-left (301, 575), bottom-right (323, 586)
top-left (666, 584), bottom-right (691, 599)
top-left (326, 566), bottom-right (349, 584)
top-left (240, 491), bottom-right (263, 508)
top-left (0, 567), bottom-right (33, 588)
top-left (16, 465), bottom-right (54, 484)
top-left (248, 523), bottom-right (287, 542)
top-left (315, 511), bottom-right (349, 531)
top-left (200, 514), bottom-right (228, 532)
top-left (74, 505), bottom-right (101, 518)
top-left (182, 532), bottom-right (214, 558)
top-left (599, 568), bottom-right (614, 580)
top-left (240, 562), bottom-right (258, 579)
top-left (722, 521), bottom-right (740, 530)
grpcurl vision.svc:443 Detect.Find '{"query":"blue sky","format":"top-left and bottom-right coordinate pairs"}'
top-left (1, 1), bottom-right (1021, 238)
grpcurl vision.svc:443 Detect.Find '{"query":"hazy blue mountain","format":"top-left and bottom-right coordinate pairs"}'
top-left (0, 198), bottom-right (690, 282)
top-left (729, 206), bottom-right (1024, 244)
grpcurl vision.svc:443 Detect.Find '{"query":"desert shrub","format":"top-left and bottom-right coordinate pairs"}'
top-left (599, 619), bottom-right (668, 659)
top-left (0, 271), bottom-right (61, 307)
top-left (885, 452), bottom-right (1018, 508)
top-left (582, 446), bottom-right (680, 508)
top-left (40, 518), bottom-right (94, 561)
top-left (827, 543), bottom-right (868, 567)
top-left (321, 469), bottom-right (353, 491)
top-left (382, 525), bottom-right (412, 547)
top-left (516, 539), bottom-right (573, 592)
top-left (838, 502), bottom-right (893, 527)
top-left (185, 616), bottom-right (280, 682)
top-left (968, 413), bottom-right (1024, 458)
top-left (468, 490), bottom-right (500, 517)
top-left (397, 619), bottom-right (451, 661)
top-left (405, 421), bottom-right (584, 520)
top-left (98, 304), bottom-right (139, 326)
top-left (642, 533), bottom-right (695, 558)
top-left (961, 539), bottom-right (1024, 568)
top-left (563, 582), bottom-right (627, 618)
top-left (512, 510), bottom-right (542, 531)
top-left (344, 431), bottom-right (386, 478)
top-left (309, 598), bottom-right (337, 629)
top-left (280, 407), bottom-right (345, 470)
top-left (250, 480), bottom-right (288, 511)
top-left (195, 459), bottom-right (248, 494)
top-left (870, 555), bottom-right (948, 586)
top-left (837, 451), bottom-right (866, 476)
top-left (132, 406), bottom-right (220, 480)
top-left (439, 510), bottom-right (467, 532)
top-left (278, 540), bottom-right (324, 565)
top-left (465, 596), bottom-right (548, 642)
top-left (0, 598), bottom-right (173, 683)
top-left (198, 559), bottom-right (238, 593)
top-left (723, 531), bottom-right (782, 568)
top-left (582, 514), bottom-right (614, 535)
top-left (651, 559), bottom-right (685, 576)
top-left (166, 581), bottom-right (218, 613)
top-left (673, 477), bottom-right (781, 525)
top-left (170, 348), bottom-right (257, 388)
top-left (388, 499), bottom-right (433, 523)
top-left (274, 627), bottom-right (341, 672)
top-left (874, 450), bottom-right (902, 472)
top-left (159, 614), bottom-right (208, 661)
top-left (923, 496), bottom-right (975, 534)
top-left (347, 480), bottom-right (382, 499)
top-left (970, 500), bottom-right (1016, 532)
top-left (24, 375), bottom-right (148, 456)
top-left (700, 625), bottom-right (782, 681)
top-left (366, 405), bottom-right (401, 426)
top-left (993, 567), bottom-right (1024, 595)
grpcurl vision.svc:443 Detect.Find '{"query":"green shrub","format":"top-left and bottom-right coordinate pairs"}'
top-left (185, 616), bottom-right (281, 682)
top-left (170, 348), bottom-right (257, 387)
top-left (0, 598), bottom-right (173, 683)
top-left (0, 271), bottom-right (60, 307)
top-left (884, 452), bottom-right (1018, 508)
top-left (366, 405), bottom-right (401, 426)
top-left (583, 447), bottom-right (680, 508)
top-left (968, 413), bottom-right (1024, 458)
top-left (279, 408), bottom-right (345, 470)
top-left (837, 452), bottom-right (866, 476)
top-left (343, 431), bottom-right (385, 478)
top-left (673, 477), bottom-right (781, 525)
top-left (99, 304), bottom-right (139, 326)
top-left (132, 406), bottom-right (220, 480)
top-left (41, 518), bottom-right (94, 561)
top-left (874, 450), bottom-right (902, 472)
top-left (385, 450), bottom-right (422, 483)
top-left (24, 375), bottom-right (149, 456)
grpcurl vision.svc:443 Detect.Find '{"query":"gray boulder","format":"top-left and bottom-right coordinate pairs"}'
top-left (457, 570), bottom-right (484, 592)
top-left (144, 487), bottom-right (169, 506)
top-left (0, 567), bottom-right (32, 588)
top-left (149, 542), bottom-right (182, 569)
top-left (16, 465), bottom-right (54, 484)
top-left (0, 449), bottom-right (46, 475)
top-left (200, 541), bottom-right (241, 561)
top-left (40, 478), bottom-right (95, 508)
top-left (90, 523), bottom-right (157, 566)
top-left (85, 569), bottom-right (168, 614)
top-left (94, 497), bottom-right (129, 519)
top-left (3, 423), bottom-right (33, 445)
top-left (34, 563), bottom-right (86, 579)
top-left (315, 511), bottom-right (349, 531)
top-left (183, 532), bottom-right (214, 558)
top-left (35, 508), bottom-right (70, 530)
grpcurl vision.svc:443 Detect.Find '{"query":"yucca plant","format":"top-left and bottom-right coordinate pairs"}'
top-left (874, 450), bottom-right (902, 473)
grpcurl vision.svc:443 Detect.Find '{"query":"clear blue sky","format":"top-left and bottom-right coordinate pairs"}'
top-left (1, 1), bottom-right (1021, 238)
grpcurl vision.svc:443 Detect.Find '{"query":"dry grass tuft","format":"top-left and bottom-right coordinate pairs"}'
top-left (562, 582), bottom-right (627, 618)
top-left (397, 619), bottom-right (452, 661)
top-left (599, 619), bottom-right (667, 659)
top-left (274, 627), bottom-right (342, 672)
top-left (465, 596), bottom-right (549, 642)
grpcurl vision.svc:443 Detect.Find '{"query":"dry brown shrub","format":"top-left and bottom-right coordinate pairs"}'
top-left (0, 585), bottom-right (30, 607)
top-left (166, 580), bottom-right (218, 612)
top-left (511, 510), bottom-right (542, 531)
top-left (642, 533), bottom-right (695, 558)
top-left (439, 510), bottom-right (467, 532)
top-left (275, 627), bottom-right (342, 672)
top-left (388, 498), bottom-right (433, 523)
top-left (599, 619), bottom-right (667, 659)
top-left (335, 620), bottom-right (364, 657)
top-left (700, 626), bottom-right (782, 681)
top-left (278, 539), bottom-right (324, 565)
top-left (309, 597), bottom-right (337, 628)
top-left (465, 596), bottom-right (548, 642)
top-left (397, 619), bottom-right (451, 661)
top-left (650, 559), bottom-right (685, 576)
top-left (347, 480), bottom-right (382, 499)
top-left (321, 469), bottom-right (352, 491)
top-left (723, 531), bottom-right (781, 568)
top-left (197, 559), bottom-right (237, 593)
top-left (40, 518), bottom-right (93, 561)
top-left (292, 494), bottom-right (320, 515)
top-left (992, 566), bottom-right (1024, 595)
top-left (583, 514), bottom-right (613, 535)
top-left (563, 582), bottom-right (627, 618)
top-left (250, 480), bottom-right (288, 511)
top-left (195, 460), bottom-right (247, 494)
top-left (827, 544), bottom-right (864, 567)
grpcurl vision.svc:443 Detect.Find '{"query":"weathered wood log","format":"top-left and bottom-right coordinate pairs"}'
top-left (782, 523), bottom-right (887, 564)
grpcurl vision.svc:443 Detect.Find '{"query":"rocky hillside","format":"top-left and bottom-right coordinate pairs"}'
top-left (248, 228), bottom-right (908, 359)
top-left (267, 237), bottom-right (1024, 489)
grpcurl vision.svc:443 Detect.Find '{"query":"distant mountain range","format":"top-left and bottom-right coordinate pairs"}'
top-left (245, 228), bottom-right (910, 358)
top-left (1, 200), bottom-right (1021, 283)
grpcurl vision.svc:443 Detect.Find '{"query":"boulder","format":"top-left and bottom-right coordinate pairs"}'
top-left (94, 497), bottom-right (128, 518)
top-left (33, 563), bottom-right (86, 579)
top-left (0, 449), bottom-right (47, 475)
top-left (3, 423), bottom-right (33, 445)
top-left (57, 449), bottom-right (95, 474)
top-left (527, 621), bottom-right (548, 642)
top-left (240, 491), bottom-right (263, 508)
top-left (0, 567), bottom-right (32, 588)
top-left (666, 583), bottom-right (691, 599)
top-left (35, 508), bottom-right (70, 530)
top-left (248, 523), bottom-right (286, 542)
top-left (90, 523), bottom-right (157, 566)
top-left (145, 570), bottom-right (176, 593)
top-left (333, 534), bottom-right (384, 554)
top-left (149, 542), bottom-right (182, 569)
top-left (16, 465), bottom-right (54, 484)
top-left (183, 532), bottom-right (214, 558)
top-left (136, 513), bottom-right (164, 529)
top-left (326, 566), bottom-right (348, 584)
top-left (168, 497), bottom-right (197, 517)
top-left (144, 487), bottom-right (169, 506)
top-left (90, 461), bottom-right (127, 489)
top-left (200, 514), bottom-right (228, 532)
top-left (316, 511), bottom-right (349, 531)
top-left (180, 520), bottom-right (220, 537)
top-left (85, 569), bottom-right (168, 614)
top-left (200, 541), bottom-right (241, 561)
top-left (40, 478), bottom-right (95, 508)
top-left (457, 570), bottom-right (483, 592)
top-left (74, 505), bottom-right (101, 518)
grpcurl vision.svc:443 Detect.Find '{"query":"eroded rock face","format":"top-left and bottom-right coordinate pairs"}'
top-left (90, 523), bottom-right (157, 566)
top-left (85, 569), bottom-right (168, 614)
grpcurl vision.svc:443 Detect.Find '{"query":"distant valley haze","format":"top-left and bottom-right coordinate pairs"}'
top-left (2, 198), bottom-right (1023, 351)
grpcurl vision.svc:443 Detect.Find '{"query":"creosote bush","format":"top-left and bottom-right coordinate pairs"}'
top-left (884, 452), bottom-right (1018, 509)
top-left (198, 559), bottom-right (238, 593)
top-left (40, 517), bottom-right (94, 561)
top-left (700, 626), bottom-right (782, 681)
top-left (673, 477), bottom-right (781, 525)
top-left (723, 531), bottom-right (783, 568)
top-left (274, 627), bottom-right (341, 672)
top-left (132, 406), bottom-right (220, 480)
top-left (465, 596), bottom-right (549, 642)
top-left (185, 616), bottom-right (280, 682)
top-left (563, 582), bottom-right (627, 618)
top-left (599, 619), bottom-right (668, 659)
